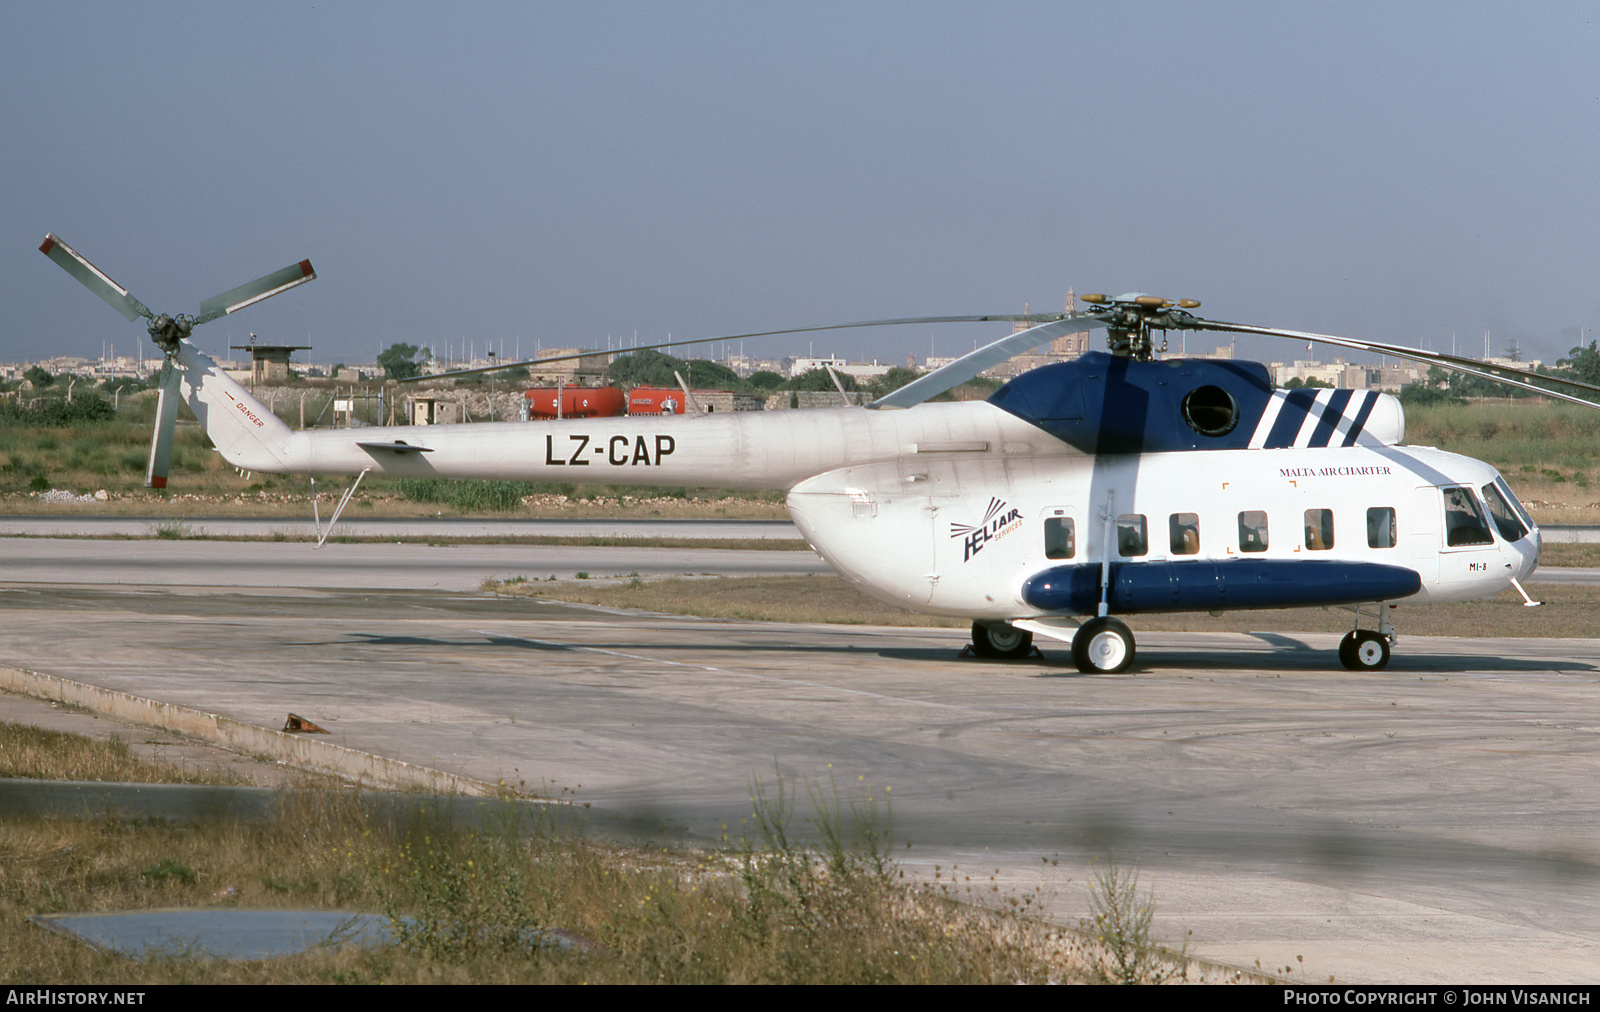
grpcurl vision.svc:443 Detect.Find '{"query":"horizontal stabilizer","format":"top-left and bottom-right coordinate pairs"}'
top-left (356, 441), bottom-right (434, 454)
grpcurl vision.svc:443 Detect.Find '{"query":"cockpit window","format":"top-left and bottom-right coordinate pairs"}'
top-left (1494, 477), bottom-right (1534, 528)
top-left (1481, 482), bottom-right (1529, 543)
top-left (1442, 487), bottom-right (1494, 547)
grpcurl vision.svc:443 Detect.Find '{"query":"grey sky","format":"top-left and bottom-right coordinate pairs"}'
top-left (4, 2), bottom-right (1597, 370)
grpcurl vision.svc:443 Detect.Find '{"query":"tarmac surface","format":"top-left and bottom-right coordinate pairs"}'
top-left (2, 537), bottom-right (1599, 983)
top-left (0, 515), bottom-right (801, 540)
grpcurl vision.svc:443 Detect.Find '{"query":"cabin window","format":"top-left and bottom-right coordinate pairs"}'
top-left (1044, 516), bottom-right (1075, 559)
top-left (1238, 511), bottom-right (1269, 553)
top-left (1481, 482), bottom-right (1528, 543)
top-left (1169, 513), bottom-right (1200, 555)
top-left (1117, 514), bottom-right (1148, 557)
top-left (1304, 509), bottom-right (1334, 551)
top-left (1442, 487), bottom-right (1494, 547)
top-left (1367, 507), bottom-right (1397, 549)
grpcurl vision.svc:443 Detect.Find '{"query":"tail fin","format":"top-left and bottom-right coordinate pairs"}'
top-left (173, 341), bottom-right (298, 473)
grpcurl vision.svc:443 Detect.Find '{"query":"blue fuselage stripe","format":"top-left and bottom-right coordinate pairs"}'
top-left (1341, 391), bottom-right (1378, 447)
top-left (1021, 559), bottom-right (1423, 615)
top-left (1263, 389), bottom-right (1319, 448)
top-left (1308, 389), bottom-right (1354, 447)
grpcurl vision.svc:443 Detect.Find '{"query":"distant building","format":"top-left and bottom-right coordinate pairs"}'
top-left (982, 289), bottom-right (1094, 379)
top-left (231, 343), bottom-right (312, 384)
top-left (526, 348), bottom-right (607, 384)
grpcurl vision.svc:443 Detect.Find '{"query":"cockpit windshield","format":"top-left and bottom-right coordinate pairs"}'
top-left (1482, 480), bottom-right (1530, 543)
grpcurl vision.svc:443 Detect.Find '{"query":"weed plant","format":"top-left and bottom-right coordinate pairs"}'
top-left (1085, 857), bottom-right (1188, 984)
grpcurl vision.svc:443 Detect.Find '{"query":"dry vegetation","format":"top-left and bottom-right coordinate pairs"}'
top-left (0, 727), bottom-right (1148, 984)
top-left (489, 572), bottom-right (1600, 639)
top-left (488, 573), bottom-right (968, 627)
top-left (0, 723), bottom-right (245, 785)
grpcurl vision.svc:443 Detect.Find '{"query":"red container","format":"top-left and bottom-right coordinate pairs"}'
top-left (523, 386), bottom-right (626, 420)
top-left (627, 386), bottom-right (688, 415)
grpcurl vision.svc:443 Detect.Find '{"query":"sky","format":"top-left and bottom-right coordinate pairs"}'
top-left (4, 1), bottom-right (1598, 371)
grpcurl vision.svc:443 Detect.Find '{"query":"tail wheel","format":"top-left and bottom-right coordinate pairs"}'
top-left (1072, 617), bottom-right (1135, 674)
top-left (1339, 630), bottom-right (1391, 671)
top-left (970, 621), bottom-right (1034, 660)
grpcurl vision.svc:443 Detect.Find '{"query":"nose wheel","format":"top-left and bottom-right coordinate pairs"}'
top-left (1339, 603), bottom-right (1396, 670)
top-left (1338, 630), bottom-right (1392, 670)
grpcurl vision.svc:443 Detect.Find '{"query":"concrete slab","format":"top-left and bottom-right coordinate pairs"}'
top-left (1, 540), bottom-right (1598, 983)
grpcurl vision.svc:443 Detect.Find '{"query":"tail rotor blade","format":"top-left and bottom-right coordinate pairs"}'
top-left (145, 365), bottom-right (181, 489)
top-left (39, 234), bottom-right (153, 323)
top-left (196, 260), bottom-right (316, 324)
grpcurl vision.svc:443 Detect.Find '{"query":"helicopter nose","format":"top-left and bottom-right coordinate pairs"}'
top-left (1515, 527), bottom-right (1542, 580)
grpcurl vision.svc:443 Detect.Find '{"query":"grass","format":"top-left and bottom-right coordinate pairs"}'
top-left (0, 765), bottom-right (1105, 983)
top-left (486, 572), bottom-right (1600, 638)
top-left (0, 722), bottom-right (244, 785)
top-left (1406, 401), bottom-right (1600, 517)
top-left (486, 574), bottom-right (968, 627)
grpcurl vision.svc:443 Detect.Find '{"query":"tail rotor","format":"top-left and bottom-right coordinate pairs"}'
top-left (39, 233), bottom-right (315, 488)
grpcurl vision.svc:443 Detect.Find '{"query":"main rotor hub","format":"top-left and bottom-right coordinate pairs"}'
top-left (1080, 293), bottom-right (1202, 360)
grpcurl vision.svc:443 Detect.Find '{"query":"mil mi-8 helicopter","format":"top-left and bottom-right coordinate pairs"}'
top-left (42, 233), bottom-right (1593, 673)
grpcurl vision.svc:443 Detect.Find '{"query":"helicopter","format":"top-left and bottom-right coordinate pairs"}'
top-left (40, 233), bottom-right (1596, 673)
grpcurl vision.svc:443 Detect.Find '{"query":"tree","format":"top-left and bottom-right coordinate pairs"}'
top-left (1559, 341), bottom-right (1600, 386)
top-left (23, 365), bottom-right (54, 388)
top-left (789, 368), bottom-right (856, 392)
top-left (681, 359), bottom-right (741, 389)
top-left (867, 366), bottom-right (921, 398)
top-left (606, 349), bottom-right (687, 387)
top-left (1398, 381), bottom-right (1465, 407)
top-left (746, 370), bottom-right (785, 390)
top-left (377, 343), bottom-right (429, 381)
top-left (100, 376), bottom-right (145, 395)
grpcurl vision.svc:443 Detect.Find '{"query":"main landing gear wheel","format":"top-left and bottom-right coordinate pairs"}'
top-left (1072, 617), bottom-right (1135, 674)
top-left (970, 621), bottom-right (1034, 660)
top-left (1338, 630), bottom-right (1391, 671)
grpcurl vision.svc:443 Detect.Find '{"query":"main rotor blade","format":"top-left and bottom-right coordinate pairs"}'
top-left (145, 365), bottom-right (181, 489)
top-left (870, 314), bottom-right (1109, 408)
top-left (1193, 318), bottom-right (1600, 408)
top-left (400, 314), bottom-right (1066, 383)
top-left (195, 259), bottom-right (316, 324)
top-left (38, 234), bottom-right (152, 322)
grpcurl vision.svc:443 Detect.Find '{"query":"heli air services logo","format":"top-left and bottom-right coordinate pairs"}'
top-left (951, 497), bottom-right (1023, 562)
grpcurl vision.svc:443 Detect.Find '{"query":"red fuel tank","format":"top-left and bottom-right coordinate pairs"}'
top-left (523, 386), bottom-right (626, 420)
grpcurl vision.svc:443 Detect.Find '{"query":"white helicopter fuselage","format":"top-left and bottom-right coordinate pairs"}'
top-left (179, 340), bottom-right (1540, 632)
top-left (39, 232), bottom-right (1556, 672)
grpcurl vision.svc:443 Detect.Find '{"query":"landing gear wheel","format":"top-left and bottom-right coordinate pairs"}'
top-left (1072, 617), bottom-right (1135, 674)
top-left (1339, 630), bottom-right (1391, 671)
top-left (970, 621), bottom-right (1034, 660)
